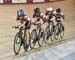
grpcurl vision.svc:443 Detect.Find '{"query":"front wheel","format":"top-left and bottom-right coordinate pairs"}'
top-left (14, 33), bottom-right (22, 55)
top-left (49, 25), bottom-right (54, 42)
top-left (60, 25), bottom-right (64, 39)
top-left (29, 29), bottom-right (37, 49)
top-left (54, 25), bottom-right (59, 40)
top-left (38, 29), bottom-right (45, 47)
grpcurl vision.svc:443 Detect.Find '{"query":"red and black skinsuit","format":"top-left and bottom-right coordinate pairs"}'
top-left (17, 14), bottom-right (31, 29)
top-left (45, 10), bottom-right (54, 23)
top-left (33, 13), bottom-right (44, 22)
top-left (55, 12), bottom-right (64, 22)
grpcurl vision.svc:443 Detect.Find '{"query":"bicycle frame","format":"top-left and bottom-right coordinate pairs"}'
top-left (17, 27), bottom-right (25, 44)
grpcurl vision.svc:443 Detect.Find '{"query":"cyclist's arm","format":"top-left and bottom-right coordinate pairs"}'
top-left (61, 12), bottom-right (65, 20)
top-left (32, 18), bottom-right (37, 23)
top-left (35, 18), bottom-right (43, 25)
top-left (32, 13), bottom-right (37, 23)
top-left (62, 15), bottom-right (65, 20)
top-left (45, 11), bottom-right (48, 19)
top-left (16, 20), bottom-right (21, 27)
top-left (21, 21), bottom-right (26, 26)
top-left (17, 21), bottom-right (26, 29)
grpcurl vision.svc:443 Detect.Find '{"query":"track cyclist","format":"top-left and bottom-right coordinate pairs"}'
top-left (55, 8), bottom-right (65, 29)
top-left (32, 7), bottom-right (46, 24)
top-left (45, 7), bottom-right (56, 31)
top-left (32, 7), bottom-right (46, 33)
top-left (16, 9), bottom-right (31, 50)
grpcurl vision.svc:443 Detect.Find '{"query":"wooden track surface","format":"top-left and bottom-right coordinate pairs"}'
top-left (0, 0), bottom-right (75, 60)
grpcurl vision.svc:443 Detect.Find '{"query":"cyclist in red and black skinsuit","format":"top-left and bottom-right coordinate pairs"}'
top-left (17, 14), bottom-right (31, 30)
top-left (32, 7), bottom-right (46, 40)
top-left (16, 9), bottom-right (31, 49)
top-left (45, 7), bottom-right (56, 32)
top-left (45, 7), bottom-right (55, 22)
top-left (32, 7), bottom-right (45, 25)
top-left (54, 8), bottom-right (65, 29)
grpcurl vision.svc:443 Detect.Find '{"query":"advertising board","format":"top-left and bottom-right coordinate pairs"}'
top-left (33, 0), bottom-right (45, 3)
top-left (0, 0), bottom-right (3, 3)
top-left (12, 0), bottom-right (27, 3)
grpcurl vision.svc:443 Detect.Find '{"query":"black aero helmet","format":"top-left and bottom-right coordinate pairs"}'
top-left (34, 7), bottom-right (40, 13)
top-left (56, 8), bottom-right (61, 12)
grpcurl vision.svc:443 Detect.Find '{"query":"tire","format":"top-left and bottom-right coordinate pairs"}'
top-left (44, 32), bottom-right (48, 44)
top-left (43, 26), bottom-right (49, 44)
top-left (54, 23), bottom-right (64, 40)
top-left (14, 33), bottom-right (22, 55)
top-left (38, 29), bottom-right (45, 47)
top-left (54, 25), bottom-right (59, 40)
top-left (29, 29), bottom-right (37, 49)
top-left (60, 25), bottom-right (64, 39)
top-left (46, 25), bottom-right (50, 41)
top-left (50, 26), bottom-right (54, 42)
top-left (46, 24), bottom-right (54, 41)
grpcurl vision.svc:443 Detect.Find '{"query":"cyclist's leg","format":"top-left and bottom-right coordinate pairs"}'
top-left (24, 30), bottom-right (29, 51)
top-left (16, 20), bottom-right (24, 28)
top-left (32, 18), bottom-right (37, 23)
top-left (25, 24), bottom-right (31, 43)
top-left (24, 24), bottom-right (31, 48)
top-left (42, 21), bottom-right (48, 31)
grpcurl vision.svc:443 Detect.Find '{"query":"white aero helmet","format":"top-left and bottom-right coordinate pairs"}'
top-left (40, 13), bottom-right (44, 16)
top-left (47, 7), bottom-right (53, 12)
